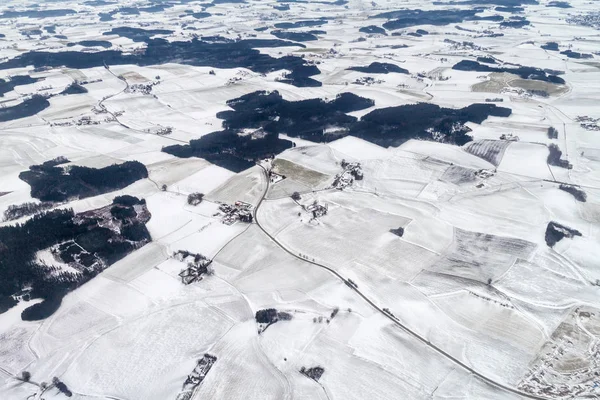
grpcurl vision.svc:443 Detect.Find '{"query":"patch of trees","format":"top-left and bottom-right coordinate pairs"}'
top-left (0, 197), bottom-right (151, 319)
top-left (0, 9), bottom-right (76, 18)
top-left (0, 209), bottom-right (83, 319)
top-left (279, 0), bottom-right (347, 4)
top-left (291, 192), bottom-right (301, 201)
top-left (212, 90), bottom-right (370, 135)
top-left (500, 17), bottom-right (530, 28)
top-left (0, 295), bottom-right (17, 314)
top-left (52, 377), bottom-right (73, 397)
top-left (19, 371), bottom-right (31, 382)
top-left (163, 131), bottom-right (291, 172)
top-left (67, 40), bottom-right (112, 49)
top-left (0, 75), bottom-right (42, 97)
top-left (390, 227), bottom-right (404, 237)
top-left (0, 34), bottom-right (320, 88)
top-left (547, 1), bottom-right (571, 7)
top-left (435, 0), bottom-right (537, 5)
top-left (0, 95), bottom-right (50, 122)
top-left (111, 205), bottom-right (137, 220)
top-left (274, 19), bottom-right (328, 29)
top-left (21, 295), bottom-right (64, 321)
top-left (300, 366), bottom-right (324, 382)
top-left (191, 11), bottom-right (211, 18)
top-left (162, 92), bottom-right (373, 170)
top-left (560, 50), bottom-right (593, 59)
top-left (255, 308), bottom-right (279, 324)
top-left (547, 144), bottom-right (572, 169)
top-left (347, 62), bottom-right (408, 74)
top-left (559, 184), bottom-right (587, 202)
top-left (122, 223), bottom-right (151, 242)
top-left (19, 160), bottom-right (148, 201)
top-left (41, 156), bottom-right (71, 168)
top-left (375, 9), bottom-right (503, 30)
top-left (452, 60), bottom-right (565, 84)
top-left (60, 82), bottom-right (88, 95)
top-left (541, 42), bottom-right (559, 51)
top-left (545, 221), bottom-right (581, 247)
top-left (103, 27), bottom-right (173, 42)
top-left (477, 56), bottom-right (497, 64)
top-left (213, 0), bottom-right (246, 4)
top-left (187, 192), bottom-right (205, 206)
top-left (174, 250), bottom-right (209, 263)
top-left (271, 30), bottom-right (318, 42)
top-left (359, 25), bottom-right (387, 35)
top-left (163, 91), bottom-right (511, 170)
top-left (255, 308), bottom-right (293, 332)
top-left (278, 64), bottom-right (322, 87)
top-left (113, 194), bottom-right (146, 206)
top-left (496, 6), bottom-right (524, 12)
top-left (547, 126), bottom-right (558, 139)
top-left (351, 102), bottom-right (511, 147)
top-left (328, 92), bottom-right (375, 112)
top-left (3, 201), bottom-right (54, 221)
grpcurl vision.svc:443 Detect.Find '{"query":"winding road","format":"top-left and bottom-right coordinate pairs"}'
top-left (252, 165), bottom-right (552, 400)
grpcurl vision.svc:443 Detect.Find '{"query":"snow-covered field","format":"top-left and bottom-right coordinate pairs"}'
top-left (1, 0), bottom-right (599, 399)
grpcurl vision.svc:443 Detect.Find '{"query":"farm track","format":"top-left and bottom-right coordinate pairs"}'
top-left (9, 72), bottom-right (592, 398)
top-left (252, 165), bottom-right (553, 400)
top-left (102, 63), bottom-right (188, 145)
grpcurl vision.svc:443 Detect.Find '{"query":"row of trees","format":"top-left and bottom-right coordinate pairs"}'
top-left (17, 371), bottom-right (72, 397)
top-left (547, 144), bottom-right (572, 169)
top-left (3, 201), bottom-right (54, 221)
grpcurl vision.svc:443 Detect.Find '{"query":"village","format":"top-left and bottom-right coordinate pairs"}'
top-left (332, 160), bottom-right (363, 190)
top-left (174, 250), bottom-right (213, 285)
top-left (214, 201), bottom-right (254, 225)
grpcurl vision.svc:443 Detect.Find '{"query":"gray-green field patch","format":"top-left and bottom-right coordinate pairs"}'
top-left (471, 72), bottom-right (569, 96)
top-left (509, 79), bottom-right (569, 96)
top-left (272, 158), bottom-right (330, 188)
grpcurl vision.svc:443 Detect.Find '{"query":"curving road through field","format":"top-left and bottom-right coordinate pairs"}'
top-left (252, 165), bottom-right (552, 400)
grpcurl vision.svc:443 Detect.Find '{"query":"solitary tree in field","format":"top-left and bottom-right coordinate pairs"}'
top-left (187, 192), bottom-right (204, 206)
top-left (20, 371), bottom-right (31, 382)
top-left (291, 192), bottom-right (301, 201)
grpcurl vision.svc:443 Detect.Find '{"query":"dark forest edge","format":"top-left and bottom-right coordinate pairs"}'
top-left (163, 90), bottom-right (512, 171)
top-left (0, 195), bottom-right (151, 320)
top-left (0, 32), bottom-right (320, 88)
top-left (452, 60), bottom-right (565, 84)
top-left (19, 158), bottom-right (148, 202)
